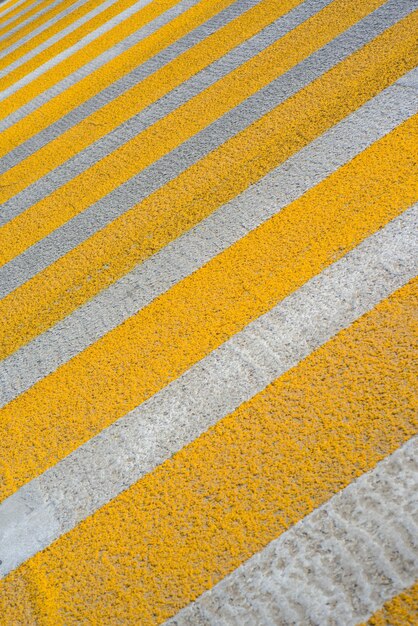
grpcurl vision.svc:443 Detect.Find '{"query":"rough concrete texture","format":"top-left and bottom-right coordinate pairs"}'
top-left (1, 0), bottom-right (333, 204)
top-left (0, 275), bottom-right (416, 622)
top-left (0, 0), bottom-right (262, 168)
top-left (0, 0), bottom-right (417, 622)
top-left (0, 0), bottom-right (70, 46)
top-left (365, 581), bottom-right (418, 625)
top-left (0, 206), bottom-right (416, 578)
top-left (0, 0), bottom-right (412, 293)
top-left (0, 0), bottom-right (244, 130)
top-left (168, 437), bottom-right (418, 626)
top-left (1, 73), bottom-right (416, 405)
top-left (0, 0), bottom-right (210, 129)
top-left (0, 0), bottom-right (99, 58)
top-left (0, 0), bottom-right (155, 82)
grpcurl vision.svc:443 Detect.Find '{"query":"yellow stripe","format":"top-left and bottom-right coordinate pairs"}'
top-left (0, 0), bottom-right (299, 158)
top-left (0, 279), bottom-right (416, 624)
top-left (364, 581), bottom-right (418, 626)
top-left (1, 112), bottom-right (417, 500)
top-left (0, 0), bottom-right (240, 127)
top-left (0, 0), bottom-right (99, 72)
top-left (0, 0), bottom-right (28, 22)
top-left (0, 0), bottom-right (62, 43)
top-left (0, 0), bottom-right (383, 225)
top-left (1, 16), bottom-right (417, 359)
top-left (0, 0), bottom-right (79, 49)
top-left (0, 0), bottom-right (151, 87)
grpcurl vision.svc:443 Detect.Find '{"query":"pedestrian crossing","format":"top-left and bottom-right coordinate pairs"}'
top-left (0, 0), bottom-right (417, 623)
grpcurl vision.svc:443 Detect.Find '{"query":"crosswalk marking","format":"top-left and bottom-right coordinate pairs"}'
top-left (168, 437), bottom-right (418, 625)
top-left (1, 276), bottom-right (416, 622)
top-left (1, 205), bottom-right (416, 579)
top-left (2, 72), bottom-right (415, 406)
top-left (0, 0), bottom-right (416, 621)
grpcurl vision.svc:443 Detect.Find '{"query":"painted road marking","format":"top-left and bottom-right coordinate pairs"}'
top-left (168, 437), bottom-right (418, 625)
top-left (1, 71), bottom-right (416, 406)
top-left (0, 0), bottom-right (417, 622)
top-left (0, 1), bottom-right (413, 256)
top-left (1, 0), bottom-right (340, 207)
top-left (1, 111), bottom-right (417, 499)
top-left (0, 0), bottom-right (156, 87)
top-left (0, 205), bottom-right (416, 577)
top-left (0, 0), bottom-right (244, 123)
top-left (0, 0), bottom-right (35, 24)
top-left (0, 0), bottom-right (69, 46)
top-left (0, 0), bottom-right (241, 158)
top-left (1, 10), bottom-right (417, 342)
top-left (365, 580), bottom-right (418, 625)
top-left (0, 277), bottom-right (416, 622)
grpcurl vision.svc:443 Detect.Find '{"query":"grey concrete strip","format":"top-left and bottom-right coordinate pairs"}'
top-left (0, 0), bottom-right (155, 82)
top-left (0, 0), bottom-right (255, 131)
top-left (0, 0), bottom-right (328, 174)
top-left (0, 0), bottom-right (107, 62)
top-left (0, 0), bottom-right (80, 46)
top-left (0, 0), bottom-right (49, 40)
top-left (1, 76), bottom-right (416, 404)
top-left (0, 0), bottom-right (32, 22)
top-left (0, 0), bottom-right (411, 297)
top-left (167, 436), bottom-right (418, 626)
top-left (1, 0), bottom-right (332, 212)
top-left (0, 206), bottom-right (416, 578)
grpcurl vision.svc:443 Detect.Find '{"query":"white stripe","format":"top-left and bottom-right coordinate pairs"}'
top-left (167, 437), bottom-right (418, 626)
top-left (0, 0), bottom-right (326, 173)
top-left (0, 0), bottom-right (30, 21)
top-left (0, 0), bottom-right (44, 34)
top-left (1, 72), bottom-right (416, 405)
top-left (1, 0), bottom-right (411, 298)
top-left (0, 0), bottom-right (155, 85)
top-left (0, 206), bottom-right (416, 578)
top-left (0, 0), bottom-right (78, 45)
top-left (0, 0), bottom-right (100, 61)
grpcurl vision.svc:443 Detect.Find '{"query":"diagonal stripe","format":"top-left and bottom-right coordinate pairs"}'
top-left (0, 0), bottom-right (80, 49)
top-left (0, 0), bottom-right (338, 206)
top-left (1, 73), bottom-right (416, 406)
top-left (0, 0), bottom-right (157, 87)
top-left (0, 0), bottom-right (241, 152)
top-left (0, 0), bottom-right (32, 23)
top-left (0, 0), bottom-right (330, 176)
top-left (0, 277), bottom-right (416, 623)
top-left (0, 0), bottom-right (67, 44)
top-left (0, 113), bottom-right (416, 500)
top-left (0, 0), bottom-right (375, 228)
top-left (167, 438), bottom-right (418, 626)
top-left (0, 206), bottom-right (416, 578)
top-left (364, 580), bottom-right (418, 625)
top-left (0, 0), bottom-right (110, 67)
top-left (0, 0), bottom-right (255, 127)
top-left (0, 21), bottom-right (417, 356)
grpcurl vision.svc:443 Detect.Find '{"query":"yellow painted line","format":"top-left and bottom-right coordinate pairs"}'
top-left (1, 18), bottom-right (417, 360)
top-left (0, 0), bottom-right (27, 22)
top-left (0, 0), bottom-right (153, 87)
top-left (0, 0), bottom-right (299, 160)
top-left (364, 581), bottom-right (418, 625)
top-left (0, 279), bottom-right (416, 624)
top-left (0, 0), bottom-right (383, 223)
top-left (0, 0), bottom-right (78, 49)
top-left (0, 0), bottom-right (62, 43)
top-left (0, 0), bottom-right (100, 72)
top-left (1, 112), bottom-right (417, 500)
